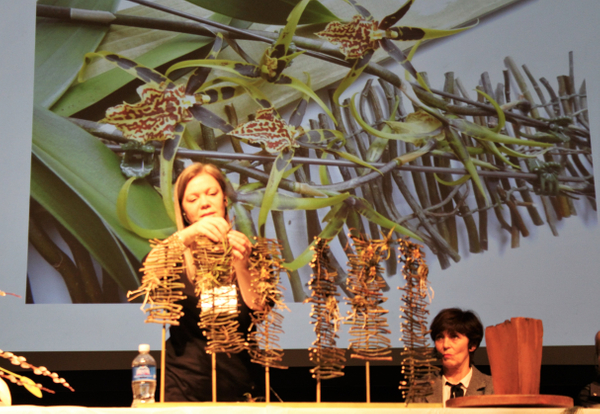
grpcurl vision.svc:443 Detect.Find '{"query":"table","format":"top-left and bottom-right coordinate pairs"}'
top-left (1, 403), bottom-right (600, 414)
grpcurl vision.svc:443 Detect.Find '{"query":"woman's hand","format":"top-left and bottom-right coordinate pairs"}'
top-left (228, 230), bottom-right (253, 265)
top-left (178, 216), bottom-right (230, 246)
top-left (227, 230), bottom-right (262, 311)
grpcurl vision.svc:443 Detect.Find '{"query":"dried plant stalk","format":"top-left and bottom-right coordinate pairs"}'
top-left (0, 350), bottom-right (74, 392)
top-left (397, 239), bottom-right (439, 403)
top-left (247, 237), bottom-right (289, 369)
top-left (193, 236), bottom-right (245, 355)
top-left (127, 234), bottom-right (187, 325)
top-left (307, 237), bottom-right (346, 380)
top-left (345, 233), bottom-right (392, 362)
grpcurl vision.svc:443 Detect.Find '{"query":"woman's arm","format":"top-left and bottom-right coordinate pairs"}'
top-left (228, 230), bottom-right (263, 311)
top-left (175, 217), bottom-right (262, 311)
top-left (176, 216), bottom-right (230, 247)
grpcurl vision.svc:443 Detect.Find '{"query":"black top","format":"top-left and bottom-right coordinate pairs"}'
top-left (164, 287), bottom-right (262, 402)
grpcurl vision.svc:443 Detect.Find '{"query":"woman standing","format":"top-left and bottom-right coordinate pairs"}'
top-left (425, 308), bottom-right (494, 405)
top-left (143, 163), bottom-right (262, 402)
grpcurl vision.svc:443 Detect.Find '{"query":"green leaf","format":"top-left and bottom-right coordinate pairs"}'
top-left (352, 197), bottom-right (422, 241)
top-left (321, 145), bottom-right (382, 175)
top-left (433, 172), bottom-right (471, 187)
top-left (116, 178), bottom-right (175, 240)
top-left (351, 93), bottom-right (441, 143)
top-left (31, 105), bottom-right (175, 262)
top-left (184, 0), bottom-right (338, 25)
top-left (283, 203), bottom-right (348, 271)
top-left (366, 97), bottom-right (400, 162)
top-left (278, 74), bottom-right (336, 123)
top-left (259, 151), bottom-right (294, 237)
top-left (35, 0), bottom-right (119, 108)
top-left (475, 89), bottom-right (505, 133)
top-left (167, 59), bottom-right (259, 80)
top-left (445, 127), bottom-right (488, 202)
top-left (31, 157), bottom-right (140, 292)
top-left (159, 136), bottom-right (182, 223)
top-left (450, 118), bottom-right (553, 147)
top-left (51, 13), bottom-right (249, 117)
top-left (231, 202), bottom-right (257, 240)
top-left (52, 33), bottom-right (214, 117)
top-left (479, 140), bottom-right (520, 169)
top-left (332, 49), bottom-right (373, 106)
top-left (274, 0), bottom-right (311, 54)
top-left (499, 143), bottom-right (542, 159)
top-left (417, 23), bottom-right (477, 40)
top-left (237, 190), bottom-right (349, 210)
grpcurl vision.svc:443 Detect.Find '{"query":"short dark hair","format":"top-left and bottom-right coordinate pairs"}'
top-left (430, 308), bottom-right (484, 360)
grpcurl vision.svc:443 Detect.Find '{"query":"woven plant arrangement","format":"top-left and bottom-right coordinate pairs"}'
top-left (247, 237), bottom-right (289, 369)
top-left (127, 234), bottom-right (187, 325)
top-left (307, 237), bottom-right (346, 381)
top-left (193, 236), bottom-right (245, 355)
top-left (345, 232), bottom-right (393, 362)
top-left (397, 238), bottom-right (439, 403)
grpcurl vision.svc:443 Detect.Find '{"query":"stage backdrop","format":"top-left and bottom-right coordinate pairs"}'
top-left (0, 0), bottom-right (598, 356)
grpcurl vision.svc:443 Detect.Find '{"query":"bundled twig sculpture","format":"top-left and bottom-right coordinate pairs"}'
top-left (397, 238), bottom-right (439, 403)
top-left (127, 234), bottom-right (187, 325)
top-left (307, 237), bottom-right (346, 401)
top-left (345, 232), bottom-right (393, 362)
top-left (193, 236), bottom-right (245, 355)
top-left (247, 238), bottom-right (289, 369)
top-left (345, 231), bottom-right (394, 402)
top-left (247, 238), bottom-right (289, 402)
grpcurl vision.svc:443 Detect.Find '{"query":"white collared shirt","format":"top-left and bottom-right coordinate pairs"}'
top-left (442, 367), bottom-right (473, 406)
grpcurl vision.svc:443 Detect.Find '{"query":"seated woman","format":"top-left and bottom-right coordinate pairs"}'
top-left (145, 162), bottom-right (263, 402)
top-left (425, 308), bottom-right (493, 405)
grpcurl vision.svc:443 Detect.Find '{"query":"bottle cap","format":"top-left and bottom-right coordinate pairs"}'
top-left (138, 344), bottom-right (150, 353)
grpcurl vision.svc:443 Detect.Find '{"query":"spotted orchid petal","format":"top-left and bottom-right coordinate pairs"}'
top-left (230, 108), bottom-right (300, 154)
top-left (316, 15), bottom-right (381, 59)
top-left (103, 82), bottom-right (195, 143)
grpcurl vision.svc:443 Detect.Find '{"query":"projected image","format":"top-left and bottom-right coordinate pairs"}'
top-left (27, 0), bottom-right (594, 305)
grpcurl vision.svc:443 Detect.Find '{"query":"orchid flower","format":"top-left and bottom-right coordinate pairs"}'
top-left (80, 34), bottom-right (240, 223)
top-left (165, 0), bottom-right (335, 122)
top-left (317, 0), bottom-right (474, 104)
top-left (230, 102), bottom-right (343, 237)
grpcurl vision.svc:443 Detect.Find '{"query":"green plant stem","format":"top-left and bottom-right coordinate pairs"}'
top-left (98, 143), bottom-right (589, 182)
top-left (271, 211), bottom-right (307, 302)
top-left (102, 268), bottom-right (123, 303)
top-left (55, 218), bottom-right (103, 303)
top-left (28, 215), bottom-right (88, 304)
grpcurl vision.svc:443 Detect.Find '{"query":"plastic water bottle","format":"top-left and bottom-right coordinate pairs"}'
top-left (131, 344), bottom-right (156, 407)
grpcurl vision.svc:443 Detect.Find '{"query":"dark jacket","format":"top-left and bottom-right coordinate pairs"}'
top-left (425, 366), bottom-right (494, 403)
top-left (577, 381), bottom-right (600, 407)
